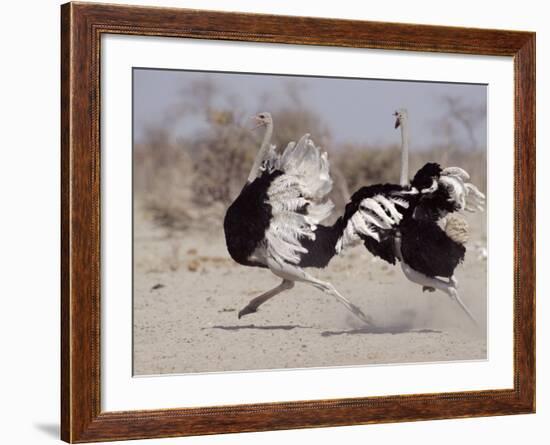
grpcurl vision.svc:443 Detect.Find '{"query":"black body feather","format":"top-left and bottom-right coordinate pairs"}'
top-left (298, 222), bottom-right (344, 268)
top-left (410, 162), bottom-right (459, 221)
top-left (400, 219), bottom-right (465, 277)
top-left (223, 170), bottom-right (282, 268)
top-left (410, 162), bottom-right (441, 190)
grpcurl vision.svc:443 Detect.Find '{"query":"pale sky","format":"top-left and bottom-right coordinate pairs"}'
top-left (133, 68), bottom-right (487, 150)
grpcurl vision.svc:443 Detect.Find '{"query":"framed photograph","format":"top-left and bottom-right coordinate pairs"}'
top-left (61, 2), bottom-right (535, 442)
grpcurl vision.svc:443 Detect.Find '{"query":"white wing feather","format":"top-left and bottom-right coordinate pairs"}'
top-left (263, 134), bottom-right (334, 265)
top-left (440, 167), bottom-right (485, 213)
top-left (335, 194), bottom-right (406, 254)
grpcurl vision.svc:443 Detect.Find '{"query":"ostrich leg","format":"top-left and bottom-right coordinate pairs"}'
top-left (400, 263), bottom-right (478, 326)
top-left (306, 277), bottom-right (374, 326)
top-left (268, 261), bottom-right (374, 326)
top-left (238, 279), bottom-right (295, 319)
top-left (393, 234), bottom-right (477, 325)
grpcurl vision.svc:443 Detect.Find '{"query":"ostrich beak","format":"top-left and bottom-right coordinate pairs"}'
top-left (393, 113), bottom-right (401, 128)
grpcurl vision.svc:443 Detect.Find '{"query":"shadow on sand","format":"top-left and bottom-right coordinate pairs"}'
top-left (207, 323), bottom-right (441, 336)
top-left (208, 324), bottom-right (313, 332)
top-left (321, 326), bottom-right (441, 337)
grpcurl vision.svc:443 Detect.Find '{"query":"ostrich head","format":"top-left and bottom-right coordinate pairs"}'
top-left (393, 108), bottom-right (408, 129)
top-left (251, 112), bottom-right (273, 129)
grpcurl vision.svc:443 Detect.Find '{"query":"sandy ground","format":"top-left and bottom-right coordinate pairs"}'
top-left (133, 205), bottom-right (487, 375)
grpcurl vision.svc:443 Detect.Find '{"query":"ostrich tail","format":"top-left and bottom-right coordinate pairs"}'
top-left (441, 214), bottom-right (469, 245)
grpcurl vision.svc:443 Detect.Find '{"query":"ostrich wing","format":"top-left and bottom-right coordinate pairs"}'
top-left (335, 183), bottom-right (409, 259)
top-left (263, 135), bottom-right (334, 266)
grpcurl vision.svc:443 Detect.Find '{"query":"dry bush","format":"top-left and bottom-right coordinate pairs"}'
top-left (333, 144), bottom-right (401, 193)
top-left (189, 117), bottom-right (257, 208)
top-left (270, 109), bottom-right (331, 150)
top-left (134, 128), bottom-right (195, 231)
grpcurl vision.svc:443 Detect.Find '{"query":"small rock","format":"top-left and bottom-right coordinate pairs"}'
top-left (187, 259), bottom-right (200, 272)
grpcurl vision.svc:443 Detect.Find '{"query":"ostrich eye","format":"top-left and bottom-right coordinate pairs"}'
top-left (259, 114), bottom-right (265, 118)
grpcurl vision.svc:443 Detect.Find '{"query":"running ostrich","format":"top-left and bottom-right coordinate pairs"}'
top-left (224, 112), bottom-right (405, 324)
top-left (337, 109), bottom-right (485, 324)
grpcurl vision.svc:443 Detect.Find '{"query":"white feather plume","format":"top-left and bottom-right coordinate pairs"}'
top-left (440, 166), bottom-right (486, 213)
top-left (335, 194), bottom-right (404, 254)
top-left (261, 134), bottom-right (334, 265)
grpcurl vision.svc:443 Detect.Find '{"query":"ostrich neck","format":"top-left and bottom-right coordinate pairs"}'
top-left (399, 120), bottom-right (409, 186)
top-left (247, 122), bottom-right (273, 183)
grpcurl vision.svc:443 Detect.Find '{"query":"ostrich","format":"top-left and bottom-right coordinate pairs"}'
top-left (337, 109), bottom-right (485, 324)
top-left (224, 112), bottom-right (380, 324)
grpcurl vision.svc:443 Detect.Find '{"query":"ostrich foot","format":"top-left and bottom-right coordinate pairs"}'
top-left (237, 279), bottom-right (295, 320)
top-left (347, 302), bottom-right (374, 326)
top-left (422, 286), bottom-right (436, 293)
top-left (238, 305), bottom-right (258, 319)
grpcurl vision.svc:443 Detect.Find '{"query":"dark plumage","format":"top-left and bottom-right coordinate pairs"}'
top-left (411, 163), bottom-right (459, 221)
top-left (400, 219), bottom-right (465, 278)
top-left (403, 162), bottom-right (465, 277)
top-left (410, 162), bottom-right (441, 190)
top-left (224, 170), bottom-right (282, 268)
top-left (363, 236), bottom-right (398, 265)
top-left (298, 222), bottom-right (344, 268)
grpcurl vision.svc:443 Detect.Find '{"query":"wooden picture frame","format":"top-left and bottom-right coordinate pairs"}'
top-left (61, 2), bottom-right (535, 442)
